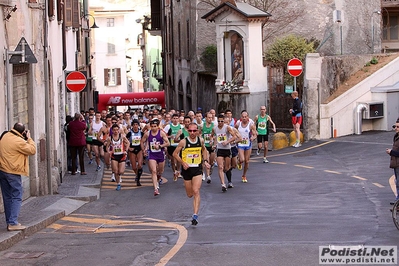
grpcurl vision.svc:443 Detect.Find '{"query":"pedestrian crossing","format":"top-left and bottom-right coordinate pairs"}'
top-left (101, 167), bottom-right (168, 190)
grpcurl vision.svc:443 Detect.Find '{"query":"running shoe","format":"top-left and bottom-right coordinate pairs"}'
top-left (237, 161), bottom-right (242, 170)
top-left (116, 184), bottom-right (121, 191)
top-left (111, 173), bottom-right (116, 182)
top-left (96, 165), bottom-right (101, 171)
top-left (191, 214), bottom-right (198, 226)
top-left (136, 180), bottom-right (142, 186)
top-left (256, 148), bottom-right (260, 156)
top-left (222, 184), bottom-right (227, 192)
top-left (173, 171), bottom-right (178, 182)
top-left (202, 173), bottom-right (206, 181)
top-left (241, 176), bottom-right (248, 183)
top-left (154, 189), bottom-right (160, 196)
top-left (159, 176), bottom-right (163, 185)
top-left (263, 158), bottom-right (269, 163)
top-left (228, 182), bottom-right (234, 188)
top-left (88, 159), bottom-right (93, 164)
top-left (206, 176), bottom-right (211, 184)
top-left (296, 143), bottom-right (302, 147)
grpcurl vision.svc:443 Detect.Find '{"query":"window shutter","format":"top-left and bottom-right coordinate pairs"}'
top-left (116, 68), bottom-right (121, 85)
top-left (104, 69), bottom-right (109, 86)
top-left (57, 0), bottom-right (64, 23)
top-left (72, 0), bottom-right (80, 28)
top-left (65, 0), bottom-right (72, 27)
top-left (48, 0), bottom-right (55, 18)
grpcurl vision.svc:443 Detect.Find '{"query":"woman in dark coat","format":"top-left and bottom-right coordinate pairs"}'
top-left (68, 113), bottom-right (87, 175)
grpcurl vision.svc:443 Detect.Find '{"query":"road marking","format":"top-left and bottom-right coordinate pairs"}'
top-left (373, 182), bottom-right (384, 188)
top-left (324, 170), bottom-right (341, 174)
top-left (294, 164), bottom-right (314, 169)
top-left (44, 214), bottom-right (188, 265)
top-left (270, 162), bottom-right (287, 165)
top-left (352, 175), bottom-right (367, 181)
top-left (267, 140), bottom-right (335, 158)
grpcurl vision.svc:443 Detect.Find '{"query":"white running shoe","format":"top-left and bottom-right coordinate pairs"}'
top-left (111, 173), bottom-right (116, 182)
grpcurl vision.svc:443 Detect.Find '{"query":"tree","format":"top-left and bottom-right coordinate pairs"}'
top-left (199, 0), bottom-right (302, 43)
top-left (264, 34), bottom-right (315, 67)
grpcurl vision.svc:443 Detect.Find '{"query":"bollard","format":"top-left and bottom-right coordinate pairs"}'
top-left (272, 132), bottom-right (289, 150)
top-left (289, 131), bottom-right (304, 146)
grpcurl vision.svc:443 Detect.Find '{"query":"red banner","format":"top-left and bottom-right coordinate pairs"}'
top-left (97, 91), bottom-right (165, 111)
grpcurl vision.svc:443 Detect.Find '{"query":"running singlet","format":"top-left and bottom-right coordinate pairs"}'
top-left (165, 123), bottom-right (182, 147)
top-left (111, 135), bottom-right (125, 155)
top-left (237, 121), bottom-right (251, 148)
top-left (91, 121), bottom-right (103, 140)
top-left (202, 123), bottom-right (214, 148)
top-left (181, 137), bottom-right (202, 167)
top-left (130, 130), bottom-right (142, 147)
top-left (257, 114), bottom-right (268, 135)
top-left (214, 124), bottom-right (231, 150)
top-left (148, 130), bottom-right (164, 153)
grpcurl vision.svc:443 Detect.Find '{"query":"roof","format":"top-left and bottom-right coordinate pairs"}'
top-left (202, 2), bottom-right (271, 22)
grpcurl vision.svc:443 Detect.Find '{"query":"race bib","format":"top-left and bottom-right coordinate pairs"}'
top-left (113, 144), bottom-right (123, 154)
top-left (258, 122), bottom-right (266, 129)
top-left (131, 136), bottom-right (141, 146)
top-left (217, 133), bottom-right (227, 143)
top-left (150, 141), bottom-right (161, 152)
top-left (238, 138), bottom-right (250, 147)
top-left (182, 147), bottom-right (202, 167)
top-left (204, 133), bottom-right (211, 144)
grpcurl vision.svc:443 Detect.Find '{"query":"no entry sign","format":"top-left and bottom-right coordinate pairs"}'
top-left (287, 58), bottom-right (303, 77)
top-left (66, 71), bottom-right (87, 92)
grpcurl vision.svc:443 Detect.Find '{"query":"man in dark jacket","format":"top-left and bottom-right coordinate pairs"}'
top-left (68, 113), bottom-right (87, 175)
top-left (289, 91), bottom-right (303, 148)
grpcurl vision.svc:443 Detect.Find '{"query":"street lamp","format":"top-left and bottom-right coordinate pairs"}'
top-left (371, 10), bottom-right (381, 54)
top-left (83, 14), bottom-right (99, 29)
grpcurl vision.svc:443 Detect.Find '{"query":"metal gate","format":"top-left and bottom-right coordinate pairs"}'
top-left (267, 66), bottom-right (303, 129)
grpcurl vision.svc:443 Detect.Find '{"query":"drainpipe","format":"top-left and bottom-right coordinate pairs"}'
top-left (44, 0), bottom-right (53, 194)
top-left (355, 104), bottom-right (367, 135)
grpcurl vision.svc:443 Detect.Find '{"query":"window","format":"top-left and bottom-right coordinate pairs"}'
top-left (107, 18), bottom-right (115, 27)
top-left (186, 20), bottom-right (190, 58)
top-left (104, 68), bottom-right (121, 86)
top-left (107, 37), bottom-right (115, 54)
top-left (178, 22), bottom-right (181, 58)
top-left (383, 15), bottom-right (399, 41)
top-left (64, 0), bottom-right (79, 28)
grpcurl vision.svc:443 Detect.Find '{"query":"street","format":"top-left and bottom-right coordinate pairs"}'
top-left (0, 131), bottom-right (398, 266)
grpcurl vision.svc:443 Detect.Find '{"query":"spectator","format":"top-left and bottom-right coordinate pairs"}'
top-left (0, 123), bottom-right (36, 231)
top-left (68, 113), bottom-right (87, 175)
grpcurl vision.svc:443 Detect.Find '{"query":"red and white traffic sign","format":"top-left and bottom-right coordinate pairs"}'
top-left (66, 71), bottom-right (87, 92)
top-left (287, 58), bottom-right (303, 77)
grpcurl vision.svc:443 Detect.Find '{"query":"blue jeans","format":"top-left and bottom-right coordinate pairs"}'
top-left (0, 170), bottom-right (23, 225)
top-left (394, 168), bottom-right (399, 200)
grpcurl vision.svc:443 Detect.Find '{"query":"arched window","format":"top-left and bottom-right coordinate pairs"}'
top-left (186, 82), bottom-right (192, 111)
top-left (178, 80), bottom-right (184, 111)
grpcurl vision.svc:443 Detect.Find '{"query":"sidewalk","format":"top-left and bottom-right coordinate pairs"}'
top-left (0, 160), bottom-right (103, 251)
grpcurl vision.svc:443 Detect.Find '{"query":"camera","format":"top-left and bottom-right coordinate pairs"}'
top-left (22, 130), bottom-right (28, 140)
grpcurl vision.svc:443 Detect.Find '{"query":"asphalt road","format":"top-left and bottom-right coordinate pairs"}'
top-left (0, 131), bottom-right (398, 266)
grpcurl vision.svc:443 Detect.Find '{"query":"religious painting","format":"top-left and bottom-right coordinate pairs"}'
top-left (231, 33), bottom-right (244, 85)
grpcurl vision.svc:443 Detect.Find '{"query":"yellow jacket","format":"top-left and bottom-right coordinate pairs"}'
top-left (0, 129), bottom-right (36, 176)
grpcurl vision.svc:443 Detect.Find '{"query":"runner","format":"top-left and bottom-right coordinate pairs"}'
top-left (140, 119), bottom-right (170, 196)
top-left (225, 115), bottom-right (242, 188)
top-left (201, 112), bottom-right (215, 183)
top-left (236, 111), bottom-right (257, 183)
top-left (211, 114), bottom-right (236, 192)
top-left (88, 111), bottom-right (105, 171)
top-left (163, 114), bottom-right (183, 181)
top-left (127, 119), bottom-right (144, 186)
top-left (98, 115), bottom-right (113, 178)
top-left (106, 123), bottom-right (130, 191)
top-left (85, 114), bottom-right (94, 164)
top-left (173, 123), bottom-right (210, 225)
top-left (254, 106), bottom-right (276, 163)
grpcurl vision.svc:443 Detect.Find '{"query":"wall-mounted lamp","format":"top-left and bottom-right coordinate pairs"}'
top-left (4, 5), bottom-right (17, 21)
top-left (82, 13), bottom-right (99, 29)
top-left (135, 15), bottom-right (151, 30)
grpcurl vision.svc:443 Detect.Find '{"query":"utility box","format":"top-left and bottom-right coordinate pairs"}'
top-left (361, 102), bottom-right (384, 119)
